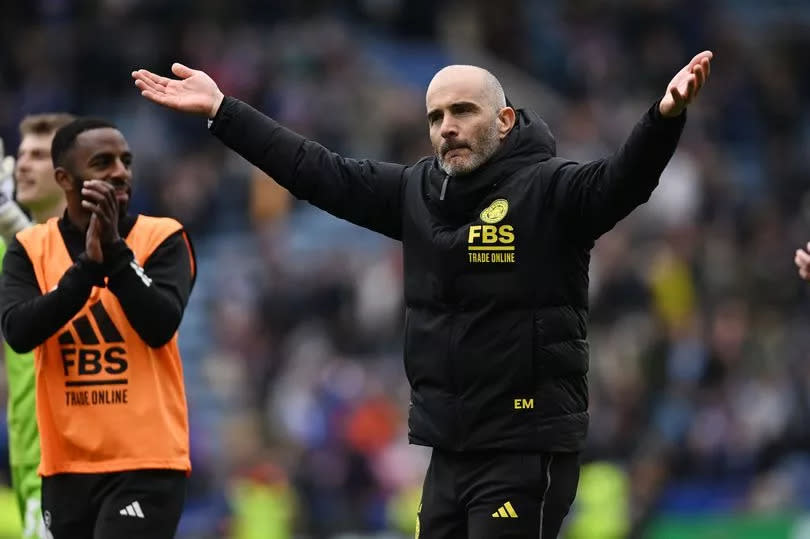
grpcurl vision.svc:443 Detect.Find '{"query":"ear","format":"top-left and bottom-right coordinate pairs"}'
top-left (54, 167), bottom-right (75, 192)
top-left (496, 107), bottom-right (516, 139)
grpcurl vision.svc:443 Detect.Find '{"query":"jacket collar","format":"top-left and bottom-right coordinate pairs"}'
top-left (426, 108), bottom-right (556, 224)
top-left (58, 210), bottom-right (138, 240)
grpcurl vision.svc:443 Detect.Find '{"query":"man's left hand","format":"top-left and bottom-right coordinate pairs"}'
top-left (659, 50), bottom-right (713, 118)
top-left (81, 180), bottom-right (120, 245)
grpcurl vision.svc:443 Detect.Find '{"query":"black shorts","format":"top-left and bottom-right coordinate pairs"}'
top-left (417, 449), bottom-right (580, 539)
top-left (41, 468), bottom-right (187, 539)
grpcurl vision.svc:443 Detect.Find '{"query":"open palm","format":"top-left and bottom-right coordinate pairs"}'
top-left (659, 50), bottom-right (713, 118)
top-left (132, 63), bottom-right (225, 118)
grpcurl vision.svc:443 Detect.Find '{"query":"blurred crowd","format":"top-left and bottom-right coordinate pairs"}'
top-left (3, 0), bottom-right (810, 537)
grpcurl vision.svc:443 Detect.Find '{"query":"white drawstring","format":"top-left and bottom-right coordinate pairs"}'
top-left (439, 175), bottom-right (449, 201)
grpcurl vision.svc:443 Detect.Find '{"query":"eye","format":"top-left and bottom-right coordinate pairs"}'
top-left (93, 156), bottom-right (112, 168)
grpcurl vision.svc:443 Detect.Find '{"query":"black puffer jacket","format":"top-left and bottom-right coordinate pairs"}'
top-left (211, 97), bottom-right (685, 452)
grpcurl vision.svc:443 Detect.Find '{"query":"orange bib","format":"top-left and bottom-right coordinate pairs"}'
top-left (16, 215), bottom-right (192, 476)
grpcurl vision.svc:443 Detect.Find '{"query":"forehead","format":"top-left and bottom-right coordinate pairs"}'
top-left (426, 72), bottom-right (488, 111)
top-left (19, 132), bottom-right (55, 152)
top-left (74, 127), bottom-right (129, 158)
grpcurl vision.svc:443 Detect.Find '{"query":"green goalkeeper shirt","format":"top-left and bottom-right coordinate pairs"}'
top-left (1, 238), bottom-right (40, 466)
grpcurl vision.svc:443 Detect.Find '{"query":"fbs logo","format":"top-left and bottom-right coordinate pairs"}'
top-left (480, 198), bottom-right (508, 223)
top-left (491, 501), bottom-right (518, 518)
top-left (468, 198), bottom-right (516, 264)
top-left (59, 301), bottom-right (128, 386)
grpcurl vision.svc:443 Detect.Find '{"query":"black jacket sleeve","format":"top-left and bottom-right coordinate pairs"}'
top-left (210, 97), bottom-right (406, 240)
top-left (1, 239), bottom-right (105, 353)
top-left (551, 101), bottom-right (687, 240)
top-left (104, 229), bottom-right (195, 348)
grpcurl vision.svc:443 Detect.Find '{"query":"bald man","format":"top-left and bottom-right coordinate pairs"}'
top-left (133, 52), bottom-right (712, 538)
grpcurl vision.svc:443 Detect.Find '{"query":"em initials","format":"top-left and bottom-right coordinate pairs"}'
top-left (514, 398), bottom-right (534, 409)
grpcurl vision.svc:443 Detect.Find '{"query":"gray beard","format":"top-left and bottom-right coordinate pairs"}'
top-left (438, 123), bottom-right (501, 176)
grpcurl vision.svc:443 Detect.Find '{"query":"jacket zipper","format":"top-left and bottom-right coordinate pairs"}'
top-left (439, 174), bottom-right (450, 201)
top-left (439, 172), bottom-right (459, 445)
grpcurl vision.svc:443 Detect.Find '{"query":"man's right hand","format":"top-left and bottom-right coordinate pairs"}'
top-left (795, 243), bottom-right (810, 281)
top-left (132, 63), bottom-right (225, 118)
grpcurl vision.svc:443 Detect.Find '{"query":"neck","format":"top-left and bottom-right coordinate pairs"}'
top-left (65, 204), bottom-right (90, 231)
top-left (31, 200), bottom-right (68, 225)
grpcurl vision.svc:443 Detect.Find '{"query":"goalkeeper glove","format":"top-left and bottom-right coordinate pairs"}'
top-left (0, 138), bottom-right (32, 244)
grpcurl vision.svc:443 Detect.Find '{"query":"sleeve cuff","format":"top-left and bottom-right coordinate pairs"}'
top-left (72, 254), bottom-right (106, 288)
top-left (102, 239), bottom-right (135, 277)
top-left (208, 96), bottom-right (234, 134)
top-left (651, 99), bottom-right (687, 123)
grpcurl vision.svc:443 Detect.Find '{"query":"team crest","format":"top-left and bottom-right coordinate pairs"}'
top-left (480, 199), bottom-right (509, 224)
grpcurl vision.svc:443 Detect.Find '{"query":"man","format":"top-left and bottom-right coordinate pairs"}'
top-left (133, 50), bottom-right (712, 538)
top-left (0, 113), bottom-right (75, 539)
top-left (0, 117), bottom-right (196, 538)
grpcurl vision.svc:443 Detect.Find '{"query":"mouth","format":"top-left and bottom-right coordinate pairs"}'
top-left (443, 146), bottom-right (469, 160)
top-left (116, 189), bottom-right (131, 211)
top-left (15, 179), bottom-right (35, 192)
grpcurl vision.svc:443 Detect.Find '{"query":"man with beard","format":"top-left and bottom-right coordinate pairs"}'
top-left (133, 51), bottom-right (712, 538)
top-left (0, 118), bottom-right (196, 538)
top-left (1, 113), bottom-right (74, 539)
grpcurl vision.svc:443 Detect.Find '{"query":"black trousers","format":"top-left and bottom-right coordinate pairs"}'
top-left (417, 449), bottom-right (580, 539)
top-left (41, 469), bottom-right (187, 539)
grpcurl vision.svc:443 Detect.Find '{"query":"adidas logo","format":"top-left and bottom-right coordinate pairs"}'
top-left (58, 301), bottom-right (124, 346)
top-left (119, 501), bottom-right (145, 518)
top-left (491, 501), bottom-right (518, 518)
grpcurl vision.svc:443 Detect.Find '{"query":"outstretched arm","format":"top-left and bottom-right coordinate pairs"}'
top-left (551, 51), bottom-right (713, 240)
top-left (133, 64), bottom-right (405, 239)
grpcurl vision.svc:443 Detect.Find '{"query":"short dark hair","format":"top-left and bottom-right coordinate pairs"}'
top-left (51, 117), bottom-right (118, 170)
top-left (19, 113), bottom-right (76, 138)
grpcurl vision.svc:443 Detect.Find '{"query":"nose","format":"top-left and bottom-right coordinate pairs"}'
top-left (15, 154), bottom-right (30, 174)
top-left (109, 157), bottom-right (131, 182)
top-left (440, 117), bottom-right (458, 139)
